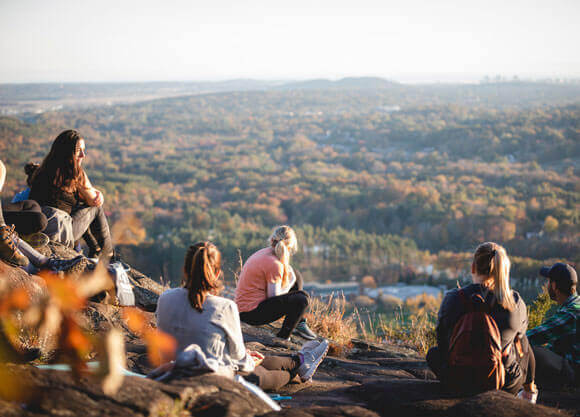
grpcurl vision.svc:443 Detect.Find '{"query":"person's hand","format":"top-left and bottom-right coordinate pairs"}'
top-left (517, 382), bottom-right (538, 404)
top-left (93, 190), bottom-right (104, 207)
top-left (147, 361), bottom-right (175, 379)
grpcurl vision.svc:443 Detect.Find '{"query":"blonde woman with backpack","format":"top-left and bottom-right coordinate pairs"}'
top-left (235, 225), bottom-right (317, 340)
top-left (426, 242), bottom-right (537, 401)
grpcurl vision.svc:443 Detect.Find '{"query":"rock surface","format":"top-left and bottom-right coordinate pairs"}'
top-left (0, 247), bottom-right (578, 417)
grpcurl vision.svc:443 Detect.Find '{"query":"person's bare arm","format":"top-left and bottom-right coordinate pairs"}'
top-left (0, 160), bottom-right (6, 191)
top-left (77, 172), bottom-right (104, 207)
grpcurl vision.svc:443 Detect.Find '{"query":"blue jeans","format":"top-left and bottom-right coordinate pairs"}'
top-left (43, 205), bottom-right (112, 257)
top-left (71, 205), bottom-right (113, 257)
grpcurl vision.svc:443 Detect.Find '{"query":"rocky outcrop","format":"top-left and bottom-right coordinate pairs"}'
top-left (0, 250), bottom-right (578, 417)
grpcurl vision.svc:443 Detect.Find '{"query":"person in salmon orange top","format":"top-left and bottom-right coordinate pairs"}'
top-left (235, 225), bottom-right (317, 340)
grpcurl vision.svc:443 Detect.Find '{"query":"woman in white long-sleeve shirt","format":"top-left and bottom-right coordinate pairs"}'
top-left (235, 225), bottom-right (317, 340)
top-left (156, 241), bottom-right (329, 391)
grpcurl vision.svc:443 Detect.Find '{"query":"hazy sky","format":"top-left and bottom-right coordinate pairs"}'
top-left (1, 0), bottom-right (578, 83)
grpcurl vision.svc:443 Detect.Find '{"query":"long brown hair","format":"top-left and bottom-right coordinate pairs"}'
top-left (32, 130), bottom-right (85, 191)
top-left (473, 242), bottom-right (516, 311)
top-left (182, 241), bottom-right (223, 312)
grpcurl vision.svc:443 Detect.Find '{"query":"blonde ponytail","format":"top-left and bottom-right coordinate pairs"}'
top-left (269, 225), bottom-right (298, 289)
top-left (473, 242), bottom-right (516, 311)
top-left (274, 240), bottom-right (291, 288)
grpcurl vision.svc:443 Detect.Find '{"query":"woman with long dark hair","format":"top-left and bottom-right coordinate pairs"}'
top-left (30, 130), bottom-right (113, 259)
top-left (427, 242), bottom-right (537, 402)
top-left (156, 242), bottom-right (329, 391)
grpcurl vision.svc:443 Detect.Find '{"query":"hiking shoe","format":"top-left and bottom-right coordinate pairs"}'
top-left (297, 339), bottom-right (329, 382)
top-left (293, 320), bottom-right (317, 340)
top-left (21, 232), bottom-right (49, 248)
top-left (0, 225), bottom-right (29, 267)
top-left (44, 255), bottom-right (84, 272)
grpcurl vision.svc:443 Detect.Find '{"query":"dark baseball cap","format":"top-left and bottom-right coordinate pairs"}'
top-left (540, 263), bottom-right (578, 292)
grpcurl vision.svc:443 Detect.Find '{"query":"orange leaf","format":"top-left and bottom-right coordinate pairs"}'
top-left (42, 275), bottom-right (85, 311)
top-left (145, 329), bottom-right (177, 367)
top-left (62, 317), bottom-right (91, 356)
top-left (9, 287), bottom-right (30, 310)
top-left (122, 307), bottom-right (146, 335)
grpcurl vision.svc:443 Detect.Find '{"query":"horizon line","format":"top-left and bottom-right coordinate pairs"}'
top-left (2, 74), bottom-right (580, 86)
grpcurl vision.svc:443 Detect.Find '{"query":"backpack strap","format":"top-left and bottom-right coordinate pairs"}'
top-left (459, 288), bottom-right (492, 313)
top-left (457, 289), bottom-right (472, 312)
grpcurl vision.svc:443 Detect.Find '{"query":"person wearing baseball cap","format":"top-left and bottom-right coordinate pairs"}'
top-left (527, 263), bottom-right (579, 388)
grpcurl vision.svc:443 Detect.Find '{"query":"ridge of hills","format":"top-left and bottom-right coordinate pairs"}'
top-left (3, 77), bottom-right (580, 109)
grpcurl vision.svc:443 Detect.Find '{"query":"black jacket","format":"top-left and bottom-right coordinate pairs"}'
top-left (436, 283), bottom-right (528, 383)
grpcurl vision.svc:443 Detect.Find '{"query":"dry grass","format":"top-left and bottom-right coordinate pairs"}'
top-left (381, 311), bottom-right (437, 355)
top-left (403, 293), bottom-right (442, 315)
top-left (305, 292), bottom-right (439, 356)
top-left (304, 293), bottom-right (357, 353)
top-left (354, 306), bottom-right (437, 356)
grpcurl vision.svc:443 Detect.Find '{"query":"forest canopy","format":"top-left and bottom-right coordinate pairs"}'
top-left (1, 80), bottom-right (578, 290)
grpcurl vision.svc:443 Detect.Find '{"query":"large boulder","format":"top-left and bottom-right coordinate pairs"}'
top-left (0, 364), bottom-right (274, 417)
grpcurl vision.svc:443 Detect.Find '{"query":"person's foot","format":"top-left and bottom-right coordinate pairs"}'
top-left (0, 225), bottom-right (29, 267)
top-left (297, 339), bottom-right (329, 382)
top-left (43, 255), bottom-right (84, 272)
top-left (293, 319), bottom-right (317, 340)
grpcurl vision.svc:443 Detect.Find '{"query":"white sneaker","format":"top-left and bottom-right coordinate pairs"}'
top-left (297, 339), bottom-right (329, 382)
top-left (300, 340), bottom-right (321, 352)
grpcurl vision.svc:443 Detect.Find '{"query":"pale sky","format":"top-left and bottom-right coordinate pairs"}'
top-left (0, 0), bottom-right (578, 83)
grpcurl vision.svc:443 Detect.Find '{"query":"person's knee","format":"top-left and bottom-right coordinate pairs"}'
top-left (292, 291), bottom-right (309, 309)
top-left (38, 213), bottom-right (48, 232)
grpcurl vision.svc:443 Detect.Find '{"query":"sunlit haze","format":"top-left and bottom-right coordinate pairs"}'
top-left (1, 0), bottom-right (579, 83)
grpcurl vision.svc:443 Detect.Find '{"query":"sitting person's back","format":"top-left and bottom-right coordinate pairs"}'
top-left (157, 287), bottom-right (253, 372)
top-left (435, 282), bottom-right (528, 391)
top-left (427, 242), bottom-right (537, 401)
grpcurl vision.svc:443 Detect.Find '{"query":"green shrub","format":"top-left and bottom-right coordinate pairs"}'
top-left (528, 285), bottom-right (556, 329)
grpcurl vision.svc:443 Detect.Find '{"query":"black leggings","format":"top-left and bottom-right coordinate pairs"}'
top-left (242, 355), bottom-right (300, 391)
top-left (239, 270), bottom-right (308, 339)
top-left (1, 200), bottom-right (47, 235)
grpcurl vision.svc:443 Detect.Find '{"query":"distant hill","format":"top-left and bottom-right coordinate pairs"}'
top-left (279, 77), bottom-right (399, 90)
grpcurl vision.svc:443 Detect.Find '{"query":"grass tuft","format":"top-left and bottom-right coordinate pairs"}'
top-left (304, 293), bottom-right (357, 352)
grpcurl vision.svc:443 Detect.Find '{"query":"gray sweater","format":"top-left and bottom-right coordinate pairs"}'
top-left (156, 288), bottom-right (255, 373)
